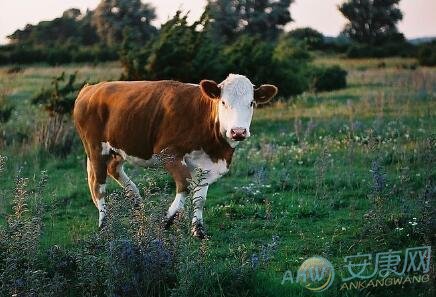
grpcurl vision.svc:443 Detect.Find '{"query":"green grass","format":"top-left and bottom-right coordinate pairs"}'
top-left (0, 58), bottom-right (435, 296)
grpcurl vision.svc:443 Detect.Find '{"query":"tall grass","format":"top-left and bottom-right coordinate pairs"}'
top-left (0, 158), bottom-right (283, 297)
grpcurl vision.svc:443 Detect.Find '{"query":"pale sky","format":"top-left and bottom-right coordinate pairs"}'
top-left (0, 0), bottom-right (435, 44)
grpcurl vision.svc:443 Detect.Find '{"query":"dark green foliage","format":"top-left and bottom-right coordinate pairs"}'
top-left (271, 37), bottom-right (313, 96)
top-left (31, 72), bottom-right (85, 116)
top-left (306, 65), bottom-right (348, 92)
top-left (223, 36), bottom-right (277, 84)
top-left (145, 12), bottom-right (198, 82)
top-left (0, 5), bottom-right (118, 65)
top-left (206, 0), bottom-right (293, 42)
top-left (339, 0), bottom-right (403, 45)
top-left (0, 98), bottom-right (14, 124)
top-left (31, 73), bottom-right (84, 157)
top-left (92, 0), bottom-right (157, 47)
top-left (223, 35), bottom-right (311, 96)
top-left (346, 38), bottom-right (415, 58)
top-left (287, 27), bottom-right (324, 50)
top-left (417, 41), bottom-right (436, 66)
top-left (121, 25), bottom-right (320, 97)
top-left (7, 8), bottom-right (99, 47)
top-left (119, 9), bottom-right (320, 96)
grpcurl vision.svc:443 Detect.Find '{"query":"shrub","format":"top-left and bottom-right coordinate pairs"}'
top-left (223, 35), bottom-right (276, 85)
top-left (145, 12), bottom-right (197, 82)
top-left (306, 65), bottom-right (347, 92)
top-left (417, 41), bottom-right (436, 66)
top-left (47, 48), bottom-right (72, 65)
top-left (271, 37), bottom-right (312, 97)
top-left (346, 41), bottom-right (415, 58)
top-left (3, 45), bottom-right (45, 64)
top-left (31, 72), bottom-right (84, 157)
top-left (32, 72), bottom-right (85, 116)
top-left (120, 15), bottom-right (321, 98)
top-left (0, 96), bottom-right (14, 124)
top-left (287, 27), bottom-right (324, 50)
top-left (0, 169), bottom-right (51, 297)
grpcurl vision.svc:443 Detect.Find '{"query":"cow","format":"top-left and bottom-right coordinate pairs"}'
top-left (73, 74), bottom-right (277, 238)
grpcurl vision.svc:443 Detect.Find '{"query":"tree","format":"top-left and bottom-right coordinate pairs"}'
top-left (145, 12), bottom-right (197, 81)
top-left (287, 27), bottom-right (324, 50)
top-left (339, 0), bottom-right (403, 45)
top-left (6, 7), bottom-right (101, 48)
top-left (206, 0), bottom-right (293, 42)
top-left (92, 0), bottom-right (157, 47)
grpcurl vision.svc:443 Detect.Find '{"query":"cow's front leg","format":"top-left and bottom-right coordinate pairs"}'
top-left (191, 184), bottom-right (209, 239)
top-left (164, 192), bottom-right (186, 229)
top-left (163, 158), bottom-right (190, 229)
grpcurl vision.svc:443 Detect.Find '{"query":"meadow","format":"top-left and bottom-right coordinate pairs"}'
top-left (0, 57), bottom-right (434, 296)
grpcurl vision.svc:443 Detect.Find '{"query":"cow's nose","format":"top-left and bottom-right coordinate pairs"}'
top-left (230, 128), bottom-right (247, 141)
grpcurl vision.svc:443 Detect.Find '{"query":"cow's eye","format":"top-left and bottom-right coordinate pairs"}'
top-left (221, 101), bottom-right (226, 106)
top-left (250, 101), bottom-right (256, 107)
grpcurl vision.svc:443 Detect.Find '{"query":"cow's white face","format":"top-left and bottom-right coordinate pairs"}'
top-left (218, 74), bottom-right (255, 142)
top-left (200, 74), bottom-right (278, 146)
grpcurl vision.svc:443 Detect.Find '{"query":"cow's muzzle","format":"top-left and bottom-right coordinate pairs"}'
top-left (230, 128), bottom-right (247, 141)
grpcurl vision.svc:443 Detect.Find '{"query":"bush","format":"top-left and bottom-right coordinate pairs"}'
top-left (0, 97), bottom-right (14, 124)
top-left (271, 37), bottom-right (312, 97)
top-left (31, 72), bottom-right (85, 157)
top-left (145, 12), bottom-right (198, 82)
top-left (2, 45), bottom-right (45, 64)
top-left (32, 72), bottom-right (85, 115)
top-left (0, 44), bottom-right (118, 65)
top-left (287, 27), bottom-right (324, 50)
top-left (223, 36), bottom-right (276, 85)
top-left (346, 41), bottom-right (415, 58)
top-left (307, 65), bottom-right (347, 92)
top-left (417, 41), bottom-right (436, 66)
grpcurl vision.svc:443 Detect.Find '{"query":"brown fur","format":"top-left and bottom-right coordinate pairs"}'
top-left (73, 80), bottom-right (234, 195)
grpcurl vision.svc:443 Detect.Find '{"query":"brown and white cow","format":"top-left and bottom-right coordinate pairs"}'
top-left (73, 74), bottom-right (277, 238)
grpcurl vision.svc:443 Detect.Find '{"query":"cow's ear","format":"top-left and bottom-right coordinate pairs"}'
top-left (200, 80), bottom-right (221, 99)
top-left (254, 84), bottom-right (278, 104)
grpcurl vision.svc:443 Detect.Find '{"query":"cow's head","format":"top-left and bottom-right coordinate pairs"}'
top-left (200, 74), bottom-right (277, 146)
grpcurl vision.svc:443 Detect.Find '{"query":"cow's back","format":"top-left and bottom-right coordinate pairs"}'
top-left (73, 80), bottom-right (202, 160)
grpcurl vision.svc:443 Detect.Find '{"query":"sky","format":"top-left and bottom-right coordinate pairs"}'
top-left (0, 0), bottom-right (435, 44)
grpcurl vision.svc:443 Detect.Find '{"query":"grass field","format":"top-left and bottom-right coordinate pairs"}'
top-left (0, 57), bottom-right (435, 296)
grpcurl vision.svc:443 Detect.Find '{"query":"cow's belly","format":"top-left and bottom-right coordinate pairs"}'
top-left (101, 142), bottom-right (161, 167)
top-left (183, 149), bottom-right (229, 184)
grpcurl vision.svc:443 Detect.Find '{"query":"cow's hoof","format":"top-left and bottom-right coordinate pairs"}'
top-left (163, 212), bottom-right (180, 230)
top-left (191, 222), bottom-right (207, 239)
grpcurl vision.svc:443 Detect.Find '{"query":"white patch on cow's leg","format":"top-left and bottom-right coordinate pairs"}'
top-left (167, 192), bottom-right (186, 218)
top-left (192, 185), bottom-right (209, 225)
top-left (116, 163), bottom-right (141, 202)
top-left (97, 184), bottom-right (107, 227)
top-left (101, 142), bottom-right (111, 155)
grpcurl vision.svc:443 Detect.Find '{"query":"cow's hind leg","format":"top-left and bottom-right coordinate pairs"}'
top-left (88, 151), bottom-right (109, 228)
top-left (107, 154), bottom-right (142, 205)
top-left (87, 157), bottom-right (97, 208)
